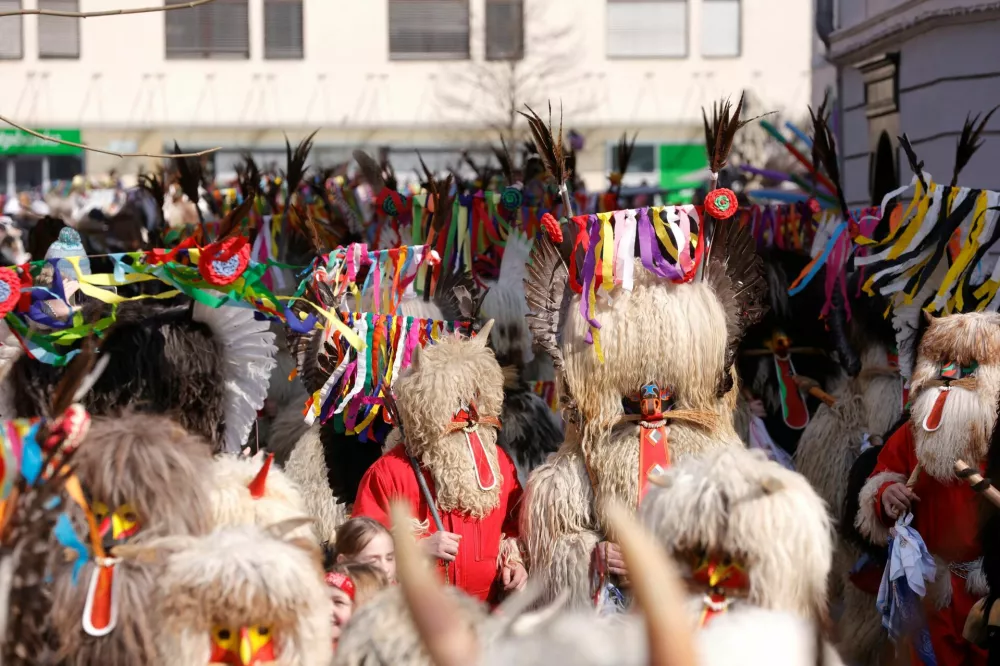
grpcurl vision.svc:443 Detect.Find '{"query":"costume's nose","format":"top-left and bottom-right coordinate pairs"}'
top-left (98, 516), bottom-right (111, 538)
top-left (707, 562), bottom-right (725, 588)
top-left (239, 627), bottom-right (253, 665)
top-left (111, 514), bottom-right (127, 541)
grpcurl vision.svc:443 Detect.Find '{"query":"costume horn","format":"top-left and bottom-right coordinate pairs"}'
top-left (476, 319), bottom-right (495, 345)
top-left (390, 501), bottom-right (476, 666)
top-left (247, 452), bottom-right (274, 499)
top-left (606, 502), bottom-right (698, 666)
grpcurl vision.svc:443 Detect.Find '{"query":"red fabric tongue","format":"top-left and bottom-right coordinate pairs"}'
top-left (638, 425), bottom-right (670, 505)
top-left (774, 356), bottom-right (809, 430)
top-left (467, 429), bottom-right (496, 489)
top-left (923, 388), bottom-right (949, 432)
top-left (84, 564), bottom-right (115, 635)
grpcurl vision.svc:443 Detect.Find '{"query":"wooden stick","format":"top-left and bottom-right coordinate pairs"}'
top-left (0, 0), bottom-right (216, 18)
top-left (0, 115), bottom-right (221, 160)
top-left (807, 386), bottom-right (837, 407)
top-left (955, 459), bottom-right (1000, 509)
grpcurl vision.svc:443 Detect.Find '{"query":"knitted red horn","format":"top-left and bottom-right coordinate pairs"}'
top-left (248, 453), bottom-right (274, 499)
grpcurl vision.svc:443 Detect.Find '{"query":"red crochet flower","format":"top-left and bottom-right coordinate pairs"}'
top-left (540, 213), bottom-right (564, 243)
top-left (704, 188), bottom-right (738, 220)
top-left (0, 267), bottom-right (21, 317)
top-left (806, 197), bottom-right (821, 215)
top-left (199, 236), bottom-right (251, 286)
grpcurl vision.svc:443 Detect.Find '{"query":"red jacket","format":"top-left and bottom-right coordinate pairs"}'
top-left (869, 425), bottom-right (981, 563)
top-left (352, 443), bottom-right (523, 601)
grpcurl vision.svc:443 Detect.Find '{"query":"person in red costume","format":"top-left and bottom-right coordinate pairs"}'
top-left (353, 321), bottom-right (528, 603)
top-left (856, 312), bottom-right (1000, 666)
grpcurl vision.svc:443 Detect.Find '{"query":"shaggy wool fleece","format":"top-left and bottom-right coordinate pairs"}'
top-left (283, 424), bottom-right (348, 544)
top-left (835, 545), bottom-right (887, 666)
top-left (697, 607), bottom-right (844, 666)
top-left (156, 525), bottom-right (331, 666)
top-left (334, 586), bottom-right (487, 666)
top-left (521, 443), bottom-right (601, 608)
top-left (640, 447), bottom-right (833, 623)
top-left (561, 262), bottom-right (734, 434)
top-left (909, 312), bottom-right (1000, 481)
top-left (210, 454), bottom-right (314, 541)
top-left (51, 413), bottom-right (215, 666)
top-left (394, 331), bottom-right (506, 518)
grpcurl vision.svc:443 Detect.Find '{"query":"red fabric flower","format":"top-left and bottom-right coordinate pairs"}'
top-left (704, 188), bottom-right (738, 220)
top-left (806, 197), bottom-right (821, 215)
top-left (0, 267), bottom-right (22, 318)
top-left (540, 213), bottom-right (564, 243)
top-left (199, 236), bottom-right (251, 286)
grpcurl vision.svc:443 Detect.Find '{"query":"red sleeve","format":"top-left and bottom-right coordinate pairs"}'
top-left (352, 462), bottom-right (393, 528)
top-left (499, 450), bottom-right (523, 539)
top-left (870, 425), bottom-right (916, 526)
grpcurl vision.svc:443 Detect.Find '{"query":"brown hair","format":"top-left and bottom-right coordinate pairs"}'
top-left (334, 517), bottom-right (390, 560)
top-left (340, 562), bottom-right (389, 607)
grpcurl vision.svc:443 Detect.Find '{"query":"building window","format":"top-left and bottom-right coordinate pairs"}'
top-left (609, 143), bottom-right (657, 174)
top-left (38, 0), bottom-right (80, 59)
top-left (701, 0), bottom-right (740, 58)
top-left (165, 0), bottom-right (249, 60)
top-left (486, 0), bottom-right (523, 60)
top-left (264, 0), bottom-right (303, 59)
top-left (607, 0), bottom-right (687, 58)
top-left (388, 0), bottom-right (470, 61)
top-left (0, 0), bottom-right (23, 60)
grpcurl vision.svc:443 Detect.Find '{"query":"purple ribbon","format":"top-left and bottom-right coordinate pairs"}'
top-left (637, 208), bottom-right (684, 281)
top-left (580, 214), bottom-right (602, 344)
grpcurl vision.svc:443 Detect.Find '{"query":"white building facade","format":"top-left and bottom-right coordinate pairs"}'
top-left (818, 0), bottom-right (1000, 208)
top-left (0, 0), bottom-right (812, 193)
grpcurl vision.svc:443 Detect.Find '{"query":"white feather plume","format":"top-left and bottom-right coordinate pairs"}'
top-left (192, 303), bottom-right (277, 453)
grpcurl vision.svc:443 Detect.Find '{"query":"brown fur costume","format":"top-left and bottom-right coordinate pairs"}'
top-left (50, 412), bottom-right (214, 666)
top-left (155, 523), bottom-right (332, 666)
top-left (640, 446), bottom-right (833, 623)
top-left (521, 220), bottom-right (766, 608)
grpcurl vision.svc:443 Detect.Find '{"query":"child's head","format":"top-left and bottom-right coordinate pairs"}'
top-left (325, 566), bottom-right (356, 648)
top-left (340, 562), bottom-right (389, 607)
top-left (335, 517), bottom-right (396, 582)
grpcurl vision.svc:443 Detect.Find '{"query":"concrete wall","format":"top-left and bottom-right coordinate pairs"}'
top-left (0, 0), bottom-right (813, 186)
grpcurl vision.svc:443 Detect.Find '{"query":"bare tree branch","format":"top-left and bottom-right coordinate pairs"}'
top-left (0, 114), bottom-right (221, 159)
top-left (0, 0), bottom-right (216, 18)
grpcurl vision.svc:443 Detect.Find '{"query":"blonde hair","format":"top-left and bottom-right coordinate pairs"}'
top-left (334, 517), bottom-right (390, 559)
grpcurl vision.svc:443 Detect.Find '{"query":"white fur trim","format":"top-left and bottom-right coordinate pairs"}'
top-left (192, 303), bottom-right (277, 453)
top-left (967, 557), bottom-right (990, 598)
top-left (855, 471), bottom-right (906, 546)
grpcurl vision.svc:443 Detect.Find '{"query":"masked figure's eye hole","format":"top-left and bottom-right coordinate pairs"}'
top-left (257, 627), bottom-right (269, 636)
top-left (217, 629), bottom-right (231, 641)
top-left (92, 501), bottom-right (109, 523)
top-left (123, 511), bottom-right (138, 523)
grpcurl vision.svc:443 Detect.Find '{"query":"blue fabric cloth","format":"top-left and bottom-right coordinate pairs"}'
top-left (877, 513), bottom-right (938, 666)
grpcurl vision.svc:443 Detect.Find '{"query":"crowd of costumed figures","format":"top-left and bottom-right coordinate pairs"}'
top-left (6, 83), bottom-right (1000, 666)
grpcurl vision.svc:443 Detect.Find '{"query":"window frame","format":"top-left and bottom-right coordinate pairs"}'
top-left (164, 0), bottom-right (251, 61)
top-left (388, 0), bottom-right (471, 62)
top-left (485, 0), bottom-right (524, 62)
top-left (606, 0), bottom-right (689, 60)
top-left (263, 0), bottom-right (304, 60)
top-left (0, 0), bottom-right (24, 61)
top-left (607, 141), bottom-right (659, 176)
top-left (700, 0), bottom-right (741, 59)
top-left (38, 0), bottom-right (81, 60)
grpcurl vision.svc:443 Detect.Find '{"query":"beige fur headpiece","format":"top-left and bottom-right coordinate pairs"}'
top-left (639, 447), bottom-right (832, 623)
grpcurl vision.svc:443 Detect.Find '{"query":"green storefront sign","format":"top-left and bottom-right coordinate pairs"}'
top-left (0, 128), bottom-right (83, 156)
top-left (659, 144), bottom-right (708, 204)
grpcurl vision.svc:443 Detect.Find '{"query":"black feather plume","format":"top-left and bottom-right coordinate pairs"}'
top-left (702, 93), bottom-right (753, 176)
top-left (809, 95), bottom-right (849, 217)
top-left (283, 130), bottom-right (318, 206)
top-left (518, 102), bottom-right (569, 185)
top-left (492, 137), bottom-right (514, 184)
top-left (952, 106), bottom-right (999, 187)
top-left (353, 150), bottom-right (386, 192)
top-left (898, 134), bottom-right (927, 190)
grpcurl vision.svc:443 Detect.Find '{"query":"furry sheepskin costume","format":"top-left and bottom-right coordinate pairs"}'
top-left (7, 299), bottom-right (276, 454)
top-left (353, 321), bottom-right (524, 601)
top-left (520, 220), bottom-right (766, 608)
top-left (155, 523), bottom-right (332, 666)
top-left (209, 452), bottom-right (315, 541)
top-left (335, 586), bottom-right (488, 666)
top-left (641, 447), bottom-right (833, 624)
top-left (856, 312), bottom-right (1000, 665)
top-left (50, 412), bottom-right (215, 666)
